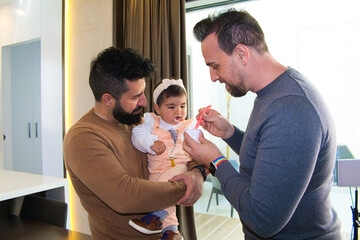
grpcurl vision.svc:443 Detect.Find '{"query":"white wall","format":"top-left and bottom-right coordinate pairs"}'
top-left (65, 0), bottom-right (113, 233)
top-left (0, 0), bottom-right (63, 178)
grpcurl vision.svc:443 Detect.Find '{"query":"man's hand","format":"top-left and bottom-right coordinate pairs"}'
top-left (150, 141), bottom-right (166, 155)
top-left (169, 169), bottom-right (204, 206)
top-left (182, 131), bottom-right (223, 168)
top-left (196, 108), bottom-right (235, 139)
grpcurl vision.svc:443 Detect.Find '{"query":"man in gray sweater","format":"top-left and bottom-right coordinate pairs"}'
top-left (183, 9), bottom-right (341, 239)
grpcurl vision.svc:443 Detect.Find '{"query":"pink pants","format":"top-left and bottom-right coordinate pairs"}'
top-left (149, 164), bottom-right (188, 229)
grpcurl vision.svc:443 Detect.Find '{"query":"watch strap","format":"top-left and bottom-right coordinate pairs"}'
top-left (209, 156), bottom-right (228, 176)
top-left (192, 165), bottom-right (207, 181)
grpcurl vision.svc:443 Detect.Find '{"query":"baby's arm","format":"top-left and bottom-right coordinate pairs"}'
top-left (132, 113), bottom-right (162, 155)
top-left (150, 141), bottom-right (166, 155)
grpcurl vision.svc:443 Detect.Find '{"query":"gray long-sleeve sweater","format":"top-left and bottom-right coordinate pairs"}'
top-left (218, 68), bottom-right (341, 239)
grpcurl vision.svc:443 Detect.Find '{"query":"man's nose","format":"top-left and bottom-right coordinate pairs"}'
top-left (138, 93), bottom-right (147, 107)
top-left (210, 69), bottom-right (219, 82)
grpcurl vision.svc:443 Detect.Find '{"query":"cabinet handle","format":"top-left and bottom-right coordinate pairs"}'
top-left (28, 122), bottom-right (31, 138)
top-left (35, 122), bottom-right (38, 138)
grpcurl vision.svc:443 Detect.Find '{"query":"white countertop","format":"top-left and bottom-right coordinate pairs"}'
top-left (0, 169), bottom-right (68, 201)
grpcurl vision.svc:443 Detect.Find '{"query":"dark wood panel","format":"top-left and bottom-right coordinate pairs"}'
top-left (0, 214), bottom-right (91, 240)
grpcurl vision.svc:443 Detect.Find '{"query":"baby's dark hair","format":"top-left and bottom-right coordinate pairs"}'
top-left (156, 85), bottom-right (187, 106)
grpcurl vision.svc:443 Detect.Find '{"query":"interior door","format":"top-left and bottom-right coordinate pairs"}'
top-left (2, 40), bottom-right (42, 174)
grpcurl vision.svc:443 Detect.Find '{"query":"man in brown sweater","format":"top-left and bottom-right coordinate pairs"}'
top-left (63, 47), bottom-right (204, 240)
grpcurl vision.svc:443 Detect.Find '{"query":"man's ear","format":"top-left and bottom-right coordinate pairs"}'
top-left (102, 93), bottom-right (115, 108)
top-left (233, 44), bottom-right (249, 65)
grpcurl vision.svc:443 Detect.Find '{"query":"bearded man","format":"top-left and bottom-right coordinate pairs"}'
top-left (64, 47), bottom-right (204, 240)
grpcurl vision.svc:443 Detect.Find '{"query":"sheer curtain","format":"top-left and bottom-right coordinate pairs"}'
top-left (113, 0), bottom-right (196, 239)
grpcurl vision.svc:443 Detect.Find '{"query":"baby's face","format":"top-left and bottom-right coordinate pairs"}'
top-left (155, 94), bottom-right (187, 125)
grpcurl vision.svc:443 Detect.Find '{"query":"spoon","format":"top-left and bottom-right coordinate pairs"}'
top-left (194, 105), bottom-right (212, 129)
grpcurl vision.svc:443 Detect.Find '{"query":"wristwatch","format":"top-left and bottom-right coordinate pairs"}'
top-left (209, 162), bottom-right (216, 176)
top-left (209, 156), bottom-right (227, 176)
top-left (192, 165), bottom-right (207, 181)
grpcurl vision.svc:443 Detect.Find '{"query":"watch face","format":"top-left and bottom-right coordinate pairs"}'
top-left (209, 162), bottom-right (216, 176)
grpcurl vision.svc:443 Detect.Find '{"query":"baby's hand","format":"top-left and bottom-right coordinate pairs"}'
top-left (151, 141), bottom-right (166, 155)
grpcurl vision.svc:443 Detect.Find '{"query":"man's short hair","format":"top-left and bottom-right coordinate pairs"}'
top-left (89, 47), bottom-right (155, 101)
top-left (193, 8), bottom-right (268, 55)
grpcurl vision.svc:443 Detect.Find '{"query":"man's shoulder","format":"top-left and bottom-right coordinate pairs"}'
top-left (65, 110), bottom-right (104, 140)
top-left (67, 110), bottom-right (97, 130)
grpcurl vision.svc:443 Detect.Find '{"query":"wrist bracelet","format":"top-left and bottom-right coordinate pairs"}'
top-left (209, 156), bottom-right (228, 176)
top-left (213, 156), bottom-right (228, 168)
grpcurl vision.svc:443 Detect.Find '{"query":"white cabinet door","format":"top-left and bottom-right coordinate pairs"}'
top-left (3, 40), bottom-right (42, 174)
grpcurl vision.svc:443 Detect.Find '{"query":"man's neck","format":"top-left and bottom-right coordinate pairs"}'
top-left (93, 103), bottom-right (116, 123)
top-left (250, 52), bottom-right (287, 93)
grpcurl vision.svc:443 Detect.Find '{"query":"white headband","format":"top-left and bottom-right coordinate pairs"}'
top-left (153, 78), bottom-right (186, 103)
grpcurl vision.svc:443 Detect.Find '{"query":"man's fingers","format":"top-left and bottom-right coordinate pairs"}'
top-left (198, 131), bottom-right (206, 143)
top-left (177, 187), bottom-right (191, 205)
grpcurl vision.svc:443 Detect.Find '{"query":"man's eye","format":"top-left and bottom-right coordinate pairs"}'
top-left (212, 65), bottom-right (218, 70)
top-left (168, 106), bottom-right (175, 109)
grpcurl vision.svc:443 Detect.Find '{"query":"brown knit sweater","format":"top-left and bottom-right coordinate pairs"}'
top-left (63, 109), bottom-right (187, 240)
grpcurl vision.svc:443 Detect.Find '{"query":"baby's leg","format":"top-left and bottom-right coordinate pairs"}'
top-left (156, 164), bottom-right (188, 229)
top-left (157, 164), bottom-right (188, 182)
top-left (130, 165), bottom-right (188, 234)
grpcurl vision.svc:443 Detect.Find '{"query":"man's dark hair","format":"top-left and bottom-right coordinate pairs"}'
top-left (193, 8), bottom-right (268, 55)
top-left (156, 85), bottom-right (187, 106)
top-left (89, 47), bottom-right (155, 101)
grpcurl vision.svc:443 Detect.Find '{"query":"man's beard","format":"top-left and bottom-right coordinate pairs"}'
top-left (225, 65), bottom-right (247, 97)
top-left (112, 100), bottom-right (143, 125)
top-left (225, 82), bottom-right (247, 97)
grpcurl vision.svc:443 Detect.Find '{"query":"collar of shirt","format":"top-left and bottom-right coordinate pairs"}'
top-left (159, 118), bottom-right (181, 130)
